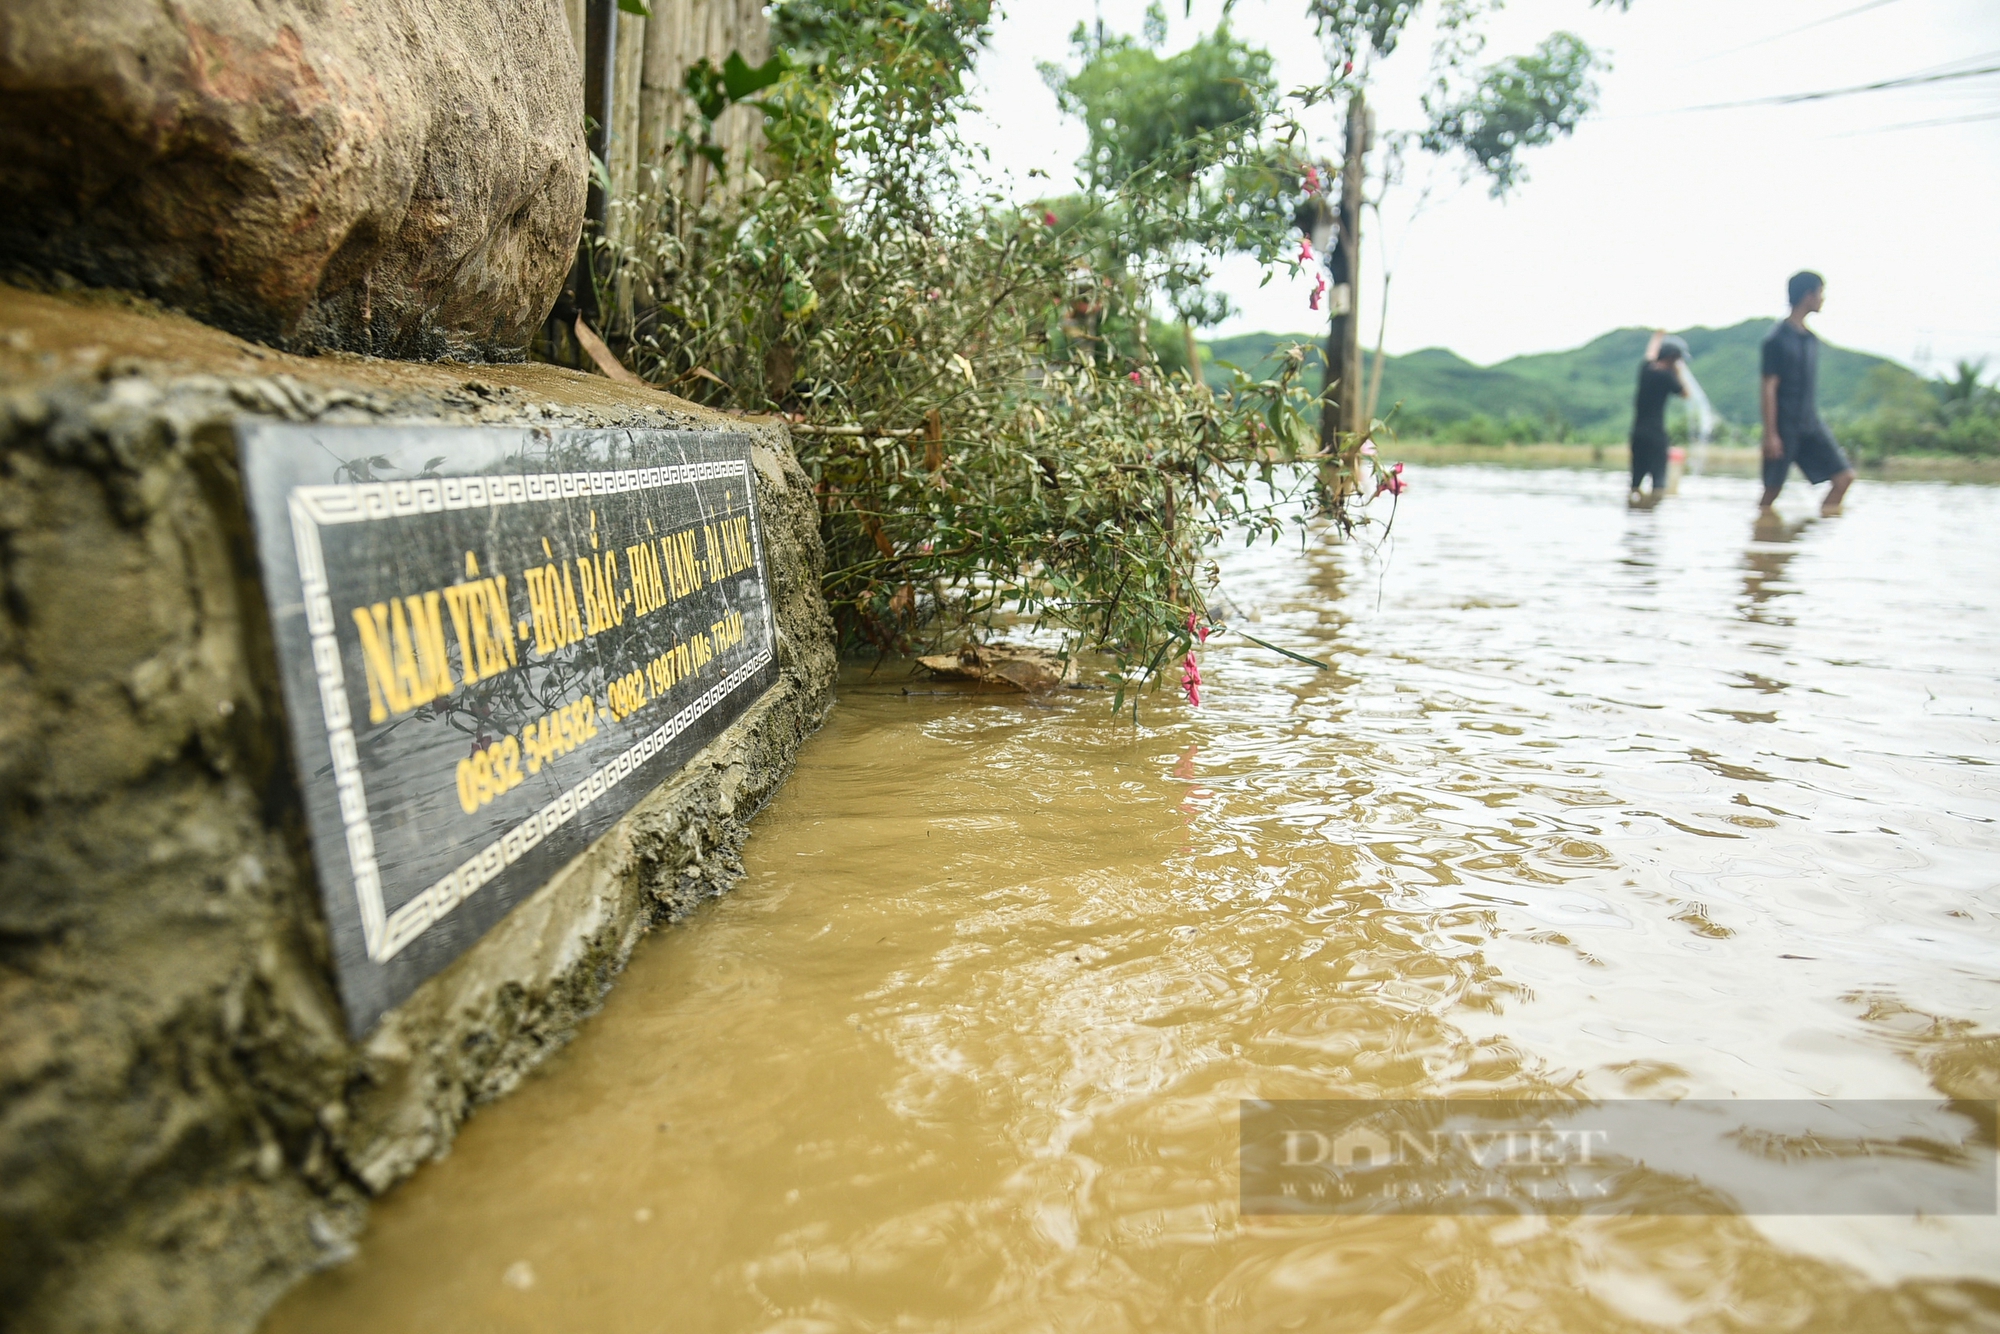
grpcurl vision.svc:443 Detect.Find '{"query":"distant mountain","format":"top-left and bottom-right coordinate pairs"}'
top-left (1203, 322), bottom-right (1921, 441)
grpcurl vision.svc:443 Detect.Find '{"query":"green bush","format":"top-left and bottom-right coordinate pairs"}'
top-left (584, 1), bottom-right (1389, 704)
top-left (1832, 361), bottom-right (2000, 461)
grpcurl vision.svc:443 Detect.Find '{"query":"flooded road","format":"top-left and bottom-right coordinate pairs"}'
top-left (267, 467), bottom-right (2000, 1333)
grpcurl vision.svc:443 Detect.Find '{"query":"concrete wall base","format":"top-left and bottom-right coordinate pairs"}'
top-left (0, 285), bottom-right (837, 1333)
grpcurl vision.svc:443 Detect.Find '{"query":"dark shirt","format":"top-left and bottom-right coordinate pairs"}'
top-left (1761, 320), bottom-right (1823, 436)
top-left (1630, 362), bottom-right (1682, 441)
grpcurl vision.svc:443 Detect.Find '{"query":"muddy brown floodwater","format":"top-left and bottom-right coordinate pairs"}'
top-left (266, 467), bottom-right (2000, 1333)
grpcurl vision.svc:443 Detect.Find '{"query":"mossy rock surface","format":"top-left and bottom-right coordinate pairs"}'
top-left (0, 0), bottom-right (587, 360)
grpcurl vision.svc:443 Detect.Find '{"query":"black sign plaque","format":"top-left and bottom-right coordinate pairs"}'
top-left (239, 425), bottom-right (781, 1036)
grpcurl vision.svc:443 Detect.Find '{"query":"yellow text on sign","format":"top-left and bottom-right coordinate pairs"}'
top-left (456, 735), bottom-right (525, 814)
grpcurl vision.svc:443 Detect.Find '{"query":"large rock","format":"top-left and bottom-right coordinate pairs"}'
top-left (0, 0), bottom-right (588, 360)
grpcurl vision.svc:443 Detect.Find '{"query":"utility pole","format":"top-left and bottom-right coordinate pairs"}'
top-left (547, 0), bottom-right (617, 361)
top-left (1321, 91), bottom-right (1369, 449)
top-left (544, 0), bottom-right (612, 366)
top-left (577, 0), bottom-right (618, 329)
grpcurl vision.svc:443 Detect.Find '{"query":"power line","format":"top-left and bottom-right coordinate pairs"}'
top-left (1832, 108), bottom-right (2000, 135)
top-left (1683, 0), bottom-right (1903, 69)
top-left (1673, 61), bottom-right (2000, 112)
top-left (1880, 47), bottom-right (2000, 81)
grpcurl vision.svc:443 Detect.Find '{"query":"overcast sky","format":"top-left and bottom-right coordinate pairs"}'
top-left (958, 0), bottom-right (2000, 373)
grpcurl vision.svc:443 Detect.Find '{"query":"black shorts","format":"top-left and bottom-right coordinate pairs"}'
top-left (1629, 430), bottom-right (1669, 489)
top-left (1764, 426), bottom-right (1851, 491)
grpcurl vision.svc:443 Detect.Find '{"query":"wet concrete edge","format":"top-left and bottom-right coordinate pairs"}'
top-left (0, 285), bottom-right (837, 1333)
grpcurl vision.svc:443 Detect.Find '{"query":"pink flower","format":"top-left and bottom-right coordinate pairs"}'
top-left (1297, 237), bottom-right (1314, 263)
top-left (1373, 460), bottom-right (1408, 498)
top-left (1043, 210), bottom-right (1058, 227)
top-left (1181, 651), bottom-right (1202, 707)
top-left (1303, 164), bottom-right (1322, 195)
top-left (1358, 440), bottom-right (1377, 456)
top-left (1129, 370), bottom-right (1143, 384)
top-left (1309, 272), bottom-right (1328, 311)
top-left (1187, 612), bottom-right (1209, 644)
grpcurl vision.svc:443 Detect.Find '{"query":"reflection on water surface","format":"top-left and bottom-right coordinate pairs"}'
top-left (267, 468), bottom-right (2000, 1333)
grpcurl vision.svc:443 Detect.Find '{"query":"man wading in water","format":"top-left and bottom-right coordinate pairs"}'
top-left (1760, 271), bottom-right (1856, 515)
top-left (1629, 329), bottom-right (1689, 503)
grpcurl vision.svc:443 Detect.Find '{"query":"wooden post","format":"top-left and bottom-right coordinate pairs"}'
top-left (613, 11), bottom-right (645, 215)
top-left (639, 0), bottom-right (684, 174)
top-left (1364, 272), bottom-right (1390, 426)
top-left (609, 9), bottom-right (646, 330)
top-left (1321, 90), bottom-right (1369, 450)
top-left (726, 0), bottom-right (769, 182)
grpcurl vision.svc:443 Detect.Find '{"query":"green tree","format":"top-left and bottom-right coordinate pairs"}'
top-left (1039, 10), bottom-right (1296, 376)
top-left (1829, 359), bottom-right (2000, 461)
top-left (1045, 11), bottom-right (1275, 193)
top-left (1304, 0), bottom-right (1625, 438)
top-left (1940, 358), bottom-right (1991, 405)
top-left (1420, 30), bottom-right (1601, 197)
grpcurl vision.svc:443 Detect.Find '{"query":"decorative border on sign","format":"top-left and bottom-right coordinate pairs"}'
top-left (285, 460), bottom-right (767, 962)
top-left (292, 459), bottom-right (746, 527)
top-left (377, 649), bottom-right (771, 959)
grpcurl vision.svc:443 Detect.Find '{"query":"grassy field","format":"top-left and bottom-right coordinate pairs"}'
top-left (1203, 324), bottom-right (1921, 443)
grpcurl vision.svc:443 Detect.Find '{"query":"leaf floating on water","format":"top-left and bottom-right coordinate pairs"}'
top-left (915, 642), bottom-right (1078, 692)
top-left (1224, 626), bottom-right (1332, 671)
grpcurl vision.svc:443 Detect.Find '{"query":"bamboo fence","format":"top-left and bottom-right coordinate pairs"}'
top-left (561, 0), bottom-right (770, 252)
